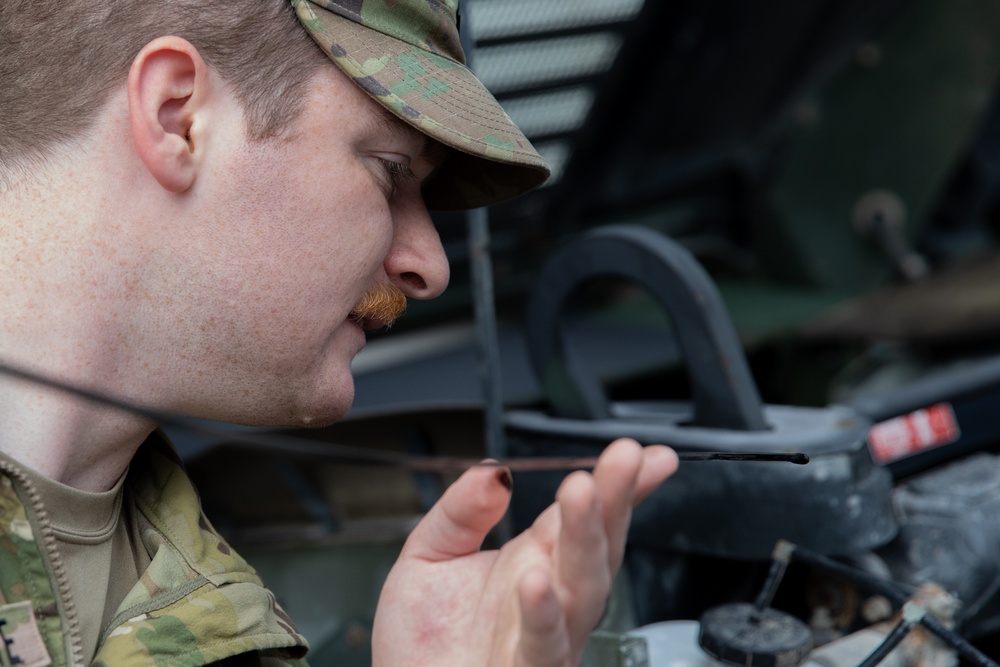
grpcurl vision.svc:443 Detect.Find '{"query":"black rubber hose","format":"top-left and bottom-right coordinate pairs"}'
top-left (787, 544), bottom-right (998, 667)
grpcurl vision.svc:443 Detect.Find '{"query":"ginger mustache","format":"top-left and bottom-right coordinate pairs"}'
top-left (350, 283), bottom-right (407, 329)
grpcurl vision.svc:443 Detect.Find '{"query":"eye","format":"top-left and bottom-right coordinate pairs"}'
top-left (377, 157), bottom-right (417, 199)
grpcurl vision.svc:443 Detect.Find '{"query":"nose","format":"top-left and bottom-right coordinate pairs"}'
top-left (384, 195), bottom-right (450, 299)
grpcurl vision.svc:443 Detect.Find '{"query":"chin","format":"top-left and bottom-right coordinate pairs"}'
top-left (289, 403), bottom-right (351, 428)
top-left (221, 399), bottom-right (352, 429)
top-left (206, 357), bottom-right (357, 428)
top-left (287, 378), bottom-right (356, 428)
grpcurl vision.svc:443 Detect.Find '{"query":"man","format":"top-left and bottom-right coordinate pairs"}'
top-left (0, 0), bottom-right (678, 665)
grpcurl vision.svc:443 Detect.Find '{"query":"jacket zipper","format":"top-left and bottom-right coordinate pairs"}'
top-left (0, 461), bottom-right (86, 667)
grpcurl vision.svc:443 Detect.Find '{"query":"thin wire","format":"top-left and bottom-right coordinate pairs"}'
top-left (0, 360), bottom-right (808, 472)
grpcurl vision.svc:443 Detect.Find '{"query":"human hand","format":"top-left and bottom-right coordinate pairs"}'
top-left (371, 438), bottom-right (678, 666)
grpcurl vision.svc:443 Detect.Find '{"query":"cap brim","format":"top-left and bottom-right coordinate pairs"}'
top-left (295, 1), bottom-right (550, 210)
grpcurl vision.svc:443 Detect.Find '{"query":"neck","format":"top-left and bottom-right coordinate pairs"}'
top-left (0, 368), bottom-right (156, 491)
top-left (0, 114), bottom-right (160, 491)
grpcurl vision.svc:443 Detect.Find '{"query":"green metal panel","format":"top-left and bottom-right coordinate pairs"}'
top-left (759, 0), bottom-right (1000, 291)
top-left (240, 537), bottom-right (406, 667)
top-left (582, 632), bottom-right (650, 667)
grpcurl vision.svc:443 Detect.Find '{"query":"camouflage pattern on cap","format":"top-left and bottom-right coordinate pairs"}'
top-left (292, 0), bottom-right (551, 210)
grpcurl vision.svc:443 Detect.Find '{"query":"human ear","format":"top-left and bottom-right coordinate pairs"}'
top-left (127, 36), bottom-right (210, 193)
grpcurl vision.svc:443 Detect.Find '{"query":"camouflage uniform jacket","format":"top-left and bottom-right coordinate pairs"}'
top-left (0, 436), bottom-right (309, 667)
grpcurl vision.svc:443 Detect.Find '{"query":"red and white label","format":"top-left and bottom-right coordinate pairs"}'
top-left (867, 402), bottom-right (960, 464)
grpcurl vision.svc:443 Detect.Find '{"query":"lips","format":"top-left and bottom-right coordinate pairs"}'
top-left (349, 283), bottom-right (407, 330)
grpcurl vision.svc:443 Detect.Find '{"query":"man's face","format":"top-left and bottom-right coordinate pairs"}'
top-left (146, 64), bottom-right (450, 427)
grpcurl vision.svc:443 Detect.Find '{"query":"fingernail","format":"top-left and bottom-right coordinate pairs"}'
top-left (496, 468), bottom-right (513, 491)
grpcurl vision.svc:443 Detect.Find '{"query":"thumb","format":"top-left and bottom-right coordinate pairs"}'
top-left (401, 464), bottom-right (512, 562)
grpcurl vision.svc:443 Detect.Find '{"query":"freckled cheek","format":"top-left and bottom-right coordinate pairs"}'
top-left (328, 193), bottom-right (397, 269)
top-left (289, 219), bottom-right (395, 322)
top-left (245, 162), bottom-right (392, 286)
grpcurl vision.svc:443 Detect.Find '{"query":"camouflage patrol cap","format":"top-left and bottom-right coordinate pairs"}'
top-left (292, 0), bottom-right (550, 210)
